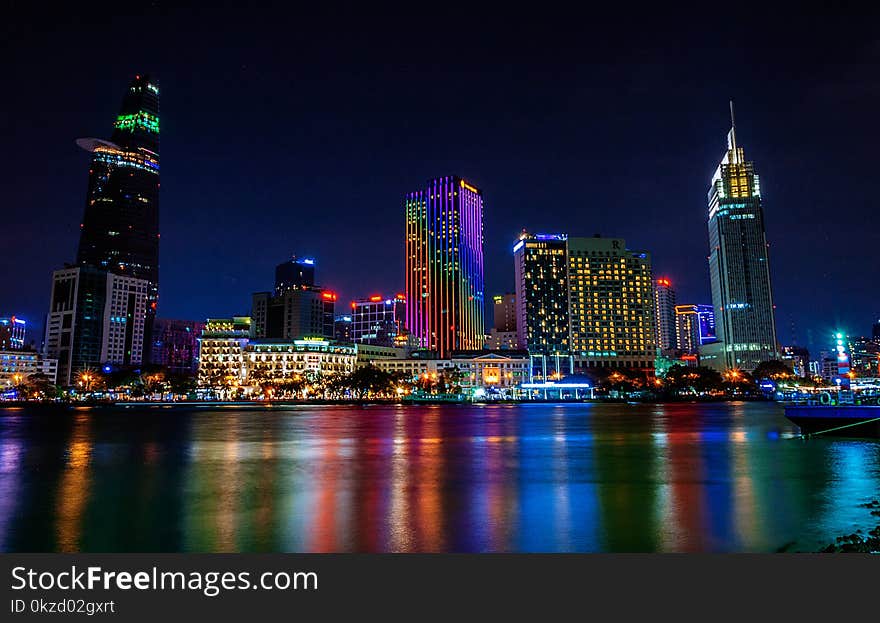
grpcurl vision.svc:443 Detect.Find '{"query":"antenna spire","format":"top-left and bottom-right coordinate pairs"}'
top-left (728, 99), bottom-right (739, 163)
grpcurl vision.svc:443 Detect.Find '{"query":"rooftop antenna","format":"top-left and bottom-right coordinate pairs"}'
top-left (728, 100), bottom-right (739, 163)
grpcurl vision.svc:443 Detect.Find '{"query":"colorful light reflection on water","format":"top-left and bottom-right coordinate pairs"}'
top-left (0, 402), bottom-right (877, 552)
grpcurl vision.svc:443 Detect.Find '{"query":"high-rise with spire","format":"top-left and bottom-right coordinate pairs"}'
top-left (704, 103), bottom-right (778, 371)
top-left (75, 74), bottom-right (160, 361)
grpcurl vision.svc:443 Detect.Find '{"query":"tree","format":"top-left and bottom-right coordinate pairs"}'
top-left (663, 365), bottom-right (724, 395)
top-left (751, 360), bottom-right (795, 381)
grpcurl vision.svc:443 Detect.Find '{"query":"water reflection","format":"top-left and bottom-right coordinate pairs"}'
top-left (0, 402), bottom-right (878, 552)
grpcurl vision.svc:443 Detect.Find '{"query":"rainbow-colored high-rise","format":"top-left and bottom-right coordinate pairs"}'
top-left (405, 176), bottom-right (485, 357)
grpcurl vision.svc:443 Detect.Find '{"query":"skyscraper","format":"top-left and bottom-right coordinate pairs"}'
top-left (653, 278), bottom-right (677, 352)
top-left (405, 176), bottom-right (484, 357)
top-left (75, 74), bottom-right (160, 361)
top-left (513, 232), bottom-right (570, 354)
top-left (706, 103), bottom-right (778, 371)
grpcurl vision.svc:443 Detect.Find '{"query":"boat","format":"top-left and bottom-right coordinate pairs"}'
top-left (784, 405), bottom-right (880, 438)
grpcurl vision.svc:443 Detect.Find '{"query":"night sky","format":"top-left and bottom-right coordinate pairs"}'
top-left (3, 3), bottom-right (878, 356)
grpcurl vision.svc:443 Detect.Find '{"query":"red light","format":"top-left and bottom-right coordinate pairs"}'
top-left (395, 293), bottom-right (406, 300)
top-left (322, 291), bottom-right (337, 301)
top-left (369, 295), bottom-right (382, 302)
top-left (351, 302), bottom-right (356, 309)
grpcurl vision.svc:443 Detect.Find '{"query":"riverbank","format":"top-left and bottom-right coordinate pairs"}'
top-left (0, 396), bottom-right (777, 408)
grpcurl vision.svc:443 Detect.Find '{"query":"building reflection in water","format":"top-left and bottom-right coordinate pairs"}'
top-left (1, 402), bottom-right (879, 553)
top-left (55, 413), bottom-right (93, 552)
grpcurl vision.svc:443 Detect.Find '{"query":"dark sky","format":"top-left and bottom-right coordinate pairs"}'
top-left (2, 2), bottom-right (878, 356)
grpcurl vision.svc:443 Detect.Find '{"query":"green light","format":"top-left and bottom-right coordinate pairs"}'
top-left (114, 111), bottom-right (159, 134)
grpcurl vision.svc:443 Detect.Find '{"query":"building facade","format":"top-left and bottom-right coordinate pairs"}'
top-left (252, 287), bottom-right (335, 340)
top-left (513, 232), bottom-right (570, 355)
top-left (1, 350), bottom-right (58, 388)
top-left (371, 351), bottom-right (529, 394)
top-left (151, 318), bottom-right (205, 375)
top-left (486, 329), bottom-right (518, 350)
top-left (75, 75), bottom-right (160, 361)
top-left (196, 317), bottom-right (253, 387)
top-left (567, 236), bottom-right (655, 372)
top-left (674, 304), bottom-right (717, 354)
top-left (245, 340), bottom-right (356, 381)
top-left (405, 176), bottom-right (485, 357)
top-left (334, 315), bottom-right (352, 342)
top-left (275, 256), bottom-right (316, 295)
top-left (653, 278), bottom-right (677, 352)
top-left (350, 294), bottom-right (406, 346)
top-left (0, 317), bottom-right (26, 350)
top-left (706, 104), bottom-right (778, 371)
top-left (492, 293), bottom-right (517, 332)
top-left (44, 266), bottom-right (149, 386)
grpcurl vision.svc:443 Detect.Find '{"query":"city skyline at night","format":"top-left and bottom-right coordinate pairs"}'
top-left (2, 6), bottom-right (877, 357)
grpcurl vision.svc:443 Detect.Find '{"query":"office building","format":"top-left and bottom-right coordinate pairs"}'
top-left (653, 278), bottom-right (676, 351)
top-left (252, 287), bottom-right (335, 340)
top-left (44, 265), bottom-right (149, 386)
top-left (151, 319), bottom-right (205, 375)
top-left (513, 232), bottom-right (570, 355)
top-left (675, 304), bottom-right (717, 353)
top-left (0, 317), bottom-right (26, 350)
top-left (275, 255), bottom-right (316, 295)
top-left (350, 294), bottom-right (406, 346)
top-left (334, 315), bottom-right (353, 342)
top-left (492, 293), bottom-right (517, 332)
top-left (405, 175), bottom-right (485, 357)
top-left (706, 103), bottom-right (778, 371)
top-left (76, 75), bottom-right (160, 361)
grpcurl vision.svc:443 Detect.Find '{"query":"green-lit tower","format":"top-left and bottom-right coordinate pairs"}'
top-left (76, 74), bottom-right (160, 362)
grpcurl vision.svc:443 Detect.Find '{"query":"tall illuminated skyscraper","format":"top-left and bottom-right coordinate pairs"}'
top-left (405, 175), bottom-right (484, 357)
top-left (75, 74), bottom-right (160, 361)
top-left (706, 103), bottom-right (778, 371)
top-left (653, 277), bottom-right (676, 351)
top-left (513, 232), bottom-right (570, 355)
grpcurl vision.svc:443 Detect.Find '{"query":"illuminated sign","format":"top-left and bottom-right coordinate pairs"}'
top-left (459, 180), bottom-right (479, 193)
top-left (321, 291), bottom-right (337, 301)
top-left (512, 240), bottom-right (524, 253)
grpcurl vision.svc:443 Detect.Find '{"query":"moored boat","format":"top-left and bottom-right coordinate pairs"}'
top-left (784, 405), bottom-right (880, 438)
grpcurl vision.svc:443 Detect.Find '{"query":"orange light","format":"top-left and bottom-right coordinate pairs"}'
top-left (369, 295), bottom-right (382, 302)
top-left (322, 291), bottom-right (337, 301)
top-left (351, 302), bottom-right (356, 309)
top-left (395, 293), bottom-right (406, 300)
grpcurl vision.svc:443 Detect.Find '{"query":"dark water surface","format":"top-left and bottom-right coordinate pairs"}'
top-left (1, 402), bottom-right (878, 552)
